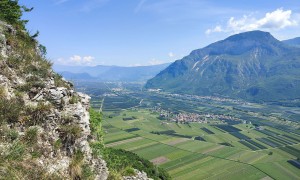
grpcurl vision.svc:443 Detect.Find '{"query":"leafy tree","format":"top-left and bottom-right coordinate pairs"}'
top-left (38, 44), bottom-right (47, 57)
top-left (0, 0), bottom-right (33, 29)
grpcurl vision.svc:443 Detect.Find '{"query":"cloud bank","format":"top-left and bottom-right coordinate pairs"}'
top-left (206, 8), bottom-right (299, 35)
top-left (57, 55), bottom-right (95, 66)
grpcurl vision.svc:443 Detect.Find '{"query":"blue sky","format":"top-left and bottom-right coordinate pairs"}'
top-left (20, 0), bottom-right (300, 66)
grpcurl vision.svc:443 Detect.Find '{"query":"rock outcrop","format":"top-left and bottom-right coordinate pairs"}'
top-left (123, 169), bottom-right (152, 180)
top-left (0, 20), bottom-right (108, 179)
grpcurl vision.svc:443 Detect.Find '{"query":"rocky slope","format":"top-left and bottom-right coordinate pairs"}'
top-left (146, 31), bottom-right (300, 103)
top-left (0, 20), bottom-right (110, 179)
top-left (0, 17), bottom-right (156, 179)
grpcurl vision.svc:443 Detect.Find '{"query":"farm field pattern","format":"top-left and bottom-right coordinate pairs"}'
top-left (85, 82), bottom-right (300, 179)
top-left (101, 109), bottom-right (300, 180)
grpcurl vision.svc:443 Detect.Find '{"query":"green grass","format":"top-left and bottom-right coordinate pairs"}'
top-left (104, 131), bottom-right (138, 144)
top-left (133, 143), bottom-right (179, 160)
top-left (255, 161), bottom-right (300, 180)
top-left (161, 153), bottom-right (204, 170)
top-left (111, 138), bottom-right (155, 150)
top-left (102, 108), bottom-right (300, 180)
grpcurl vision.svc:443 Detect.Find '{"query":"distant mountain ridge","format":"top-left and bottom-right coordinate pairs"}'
top-left (282, 37), bottom-right (300, 47)
top-left (146, 31), bottom-right (300, 103)
top-left (54, 63), bottom-right (171, 82)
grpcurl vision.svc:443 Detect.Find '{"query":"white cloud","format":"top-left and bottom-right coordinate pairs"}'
top-left (206, 8), bottom-right (299, 35)
top-left (56, 55), bottom-right (95, 66)
top-left (148, 58), bottom-right (164, 65)
top-left (205, 25), bottom-right (223, 35)
top-left (83, 56), bottom-right (95, 62)
top-left (258, 9), bottom-right (297, 29)
top-left (168, 52), bottom-right (175, 58)
top-left (70, 55), bottom-right (82, 62)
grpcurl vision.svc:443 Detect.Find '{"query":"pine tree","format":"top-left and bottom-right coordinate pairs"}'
top-left (0, 0), bottom-right (32, 29)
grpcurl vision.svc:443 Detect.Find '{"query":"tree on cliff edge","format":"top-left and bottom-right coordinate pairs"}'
top-left (0, 0), bottom-right (33, 29)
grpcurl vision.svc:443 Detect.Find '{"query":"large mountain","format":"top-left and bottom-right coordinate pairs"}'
top-left (54, 63), bottom-right (170, 82)
top-left (146, 31), bottom-right (300, 102)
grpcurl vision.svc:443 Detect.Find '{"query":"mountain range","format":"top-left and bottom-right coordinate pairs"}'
top-left (146, 31), bottom-right (300, 103)
top-left (53, 63), bottom-right (170, 82)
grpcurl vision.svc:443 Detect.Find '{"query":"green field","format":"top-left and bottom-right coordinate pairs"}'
top-left (82, 82), bottom-right (300, 179)
top-left (101, 109), bottom-right (300, 179)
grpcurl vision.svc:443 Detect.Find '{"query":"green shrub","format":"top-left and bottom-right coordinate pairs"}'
top-left (69, 150), bottom-right (84, 179)
top-left (0, 125), bottom-right (18, 143)
top-left (90, 142), bottom-right (104, 158)
top-left (53, 139), bottom-right (62, 150)
top-left (23, 59), bottom-right (51, 78)
top-left (7, 129), bottom-right (19, 142)
top-left (25, 102), bottom-right (52, 126)
top-left (81, 164), bottom-right (95, 180)
top-left (0, 159), bottom-right (51, 179)
top-left (60, 114), bottom-right (74, 125)
top-left (107, 170), bottom-right (123, 180)
top-left (0, 86), bottom-right (6, 98)
top-left (14, 89), bottom-right (24, 100)
top-left (69, 95), bottom-right (79, 104)
top-left (23, 127), bottom-right (38, 146)
top-left (25, 75), bottom-right (40, 84)
top-left (0, 98), bottom-right (23, 124)
top-left (17, 81), bottom-right (46, 92)
top-left (30, 150), bottom-right (42, 158)
top-left (69, 155), bottom-right (95, 180)
top-left (60, 124), bottom-right (82, 139)
top-left (59, 124), bottom-right (82, 149)
top-left (6, 141), bottom-right (25, 161)
top-left (123, 167), bottom-right (136, 176)
top-left (38, 44), bottom-right (47, 57)
top-left (54, 73), bottom-right (71, 89)
top-left (6, 56), bottom-right (20, 68)
top-left (89, 109), bottom-right (104, 142)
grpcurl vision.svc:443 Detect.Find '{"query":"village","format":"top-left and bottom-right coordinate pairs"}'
top-left (151, 106), bottom-right (240, 124)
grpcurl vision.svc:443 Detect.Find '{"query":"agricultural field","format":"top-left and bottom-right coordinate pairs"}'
top-left (101, 109), bottom-right (300, 180)
top-left (86, 82), bottom-right (300, 179)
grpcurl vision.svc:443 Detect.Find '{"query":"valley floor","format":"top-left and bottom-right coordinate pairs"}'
top-left (101, 109), bottom-right (300, 180)
top-left (77, 81), bottom-right (300, 179)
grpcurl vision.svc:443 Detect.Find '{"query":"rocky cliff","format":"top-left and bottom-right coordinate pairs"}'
top-left (0, 20), bottom-right (109, 179)
top-left (0, 17), bottom-right (156, 179)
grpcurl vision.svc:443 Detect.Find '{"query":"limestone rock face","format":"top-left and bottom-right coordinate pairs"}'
top-left (0, 21), bottom-right (15, 58)
top-left (0, 21), bottom-right (108, 179)
top-left (33, 86), bottom-right (108, 178)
